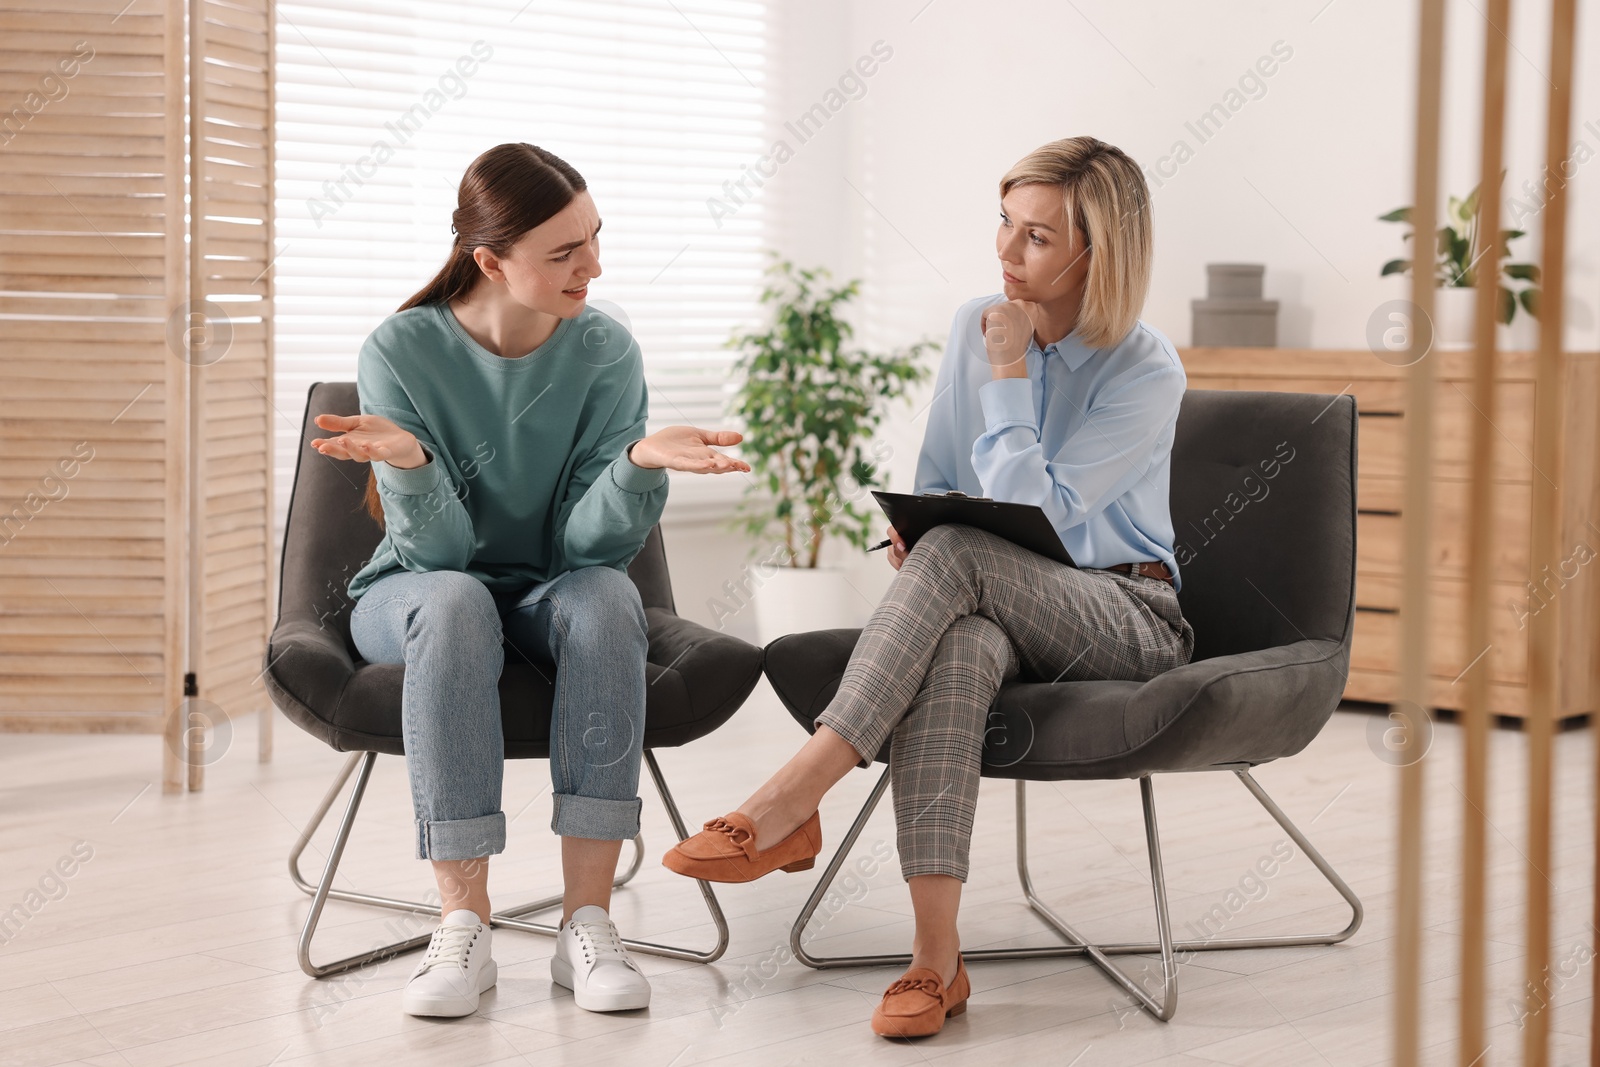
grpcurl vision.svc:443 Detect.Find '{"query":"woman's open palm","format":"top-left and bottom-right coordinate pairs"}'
top-left (311, 413), bottom-right (425, 468)
top-left (629, 426), bottom-right (751, 474)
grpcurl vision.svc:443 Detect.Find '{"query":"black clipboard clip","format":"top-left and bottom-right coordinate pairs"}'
top-left (869, 491), bottom-right (991, 551)
top-left (867, 488), bottom-right (1078, 567)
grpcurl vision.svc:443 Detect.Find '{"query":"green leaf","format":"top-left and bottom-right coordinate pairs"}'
top-left (1378, 206), bottom-right (1412, 223)
top-left (1503, 262), bottom-right (1540, 282)
top-left (1497, 285), bottom-right (1516, 326)
top-left (1381, 258), bottom-right (1411, 277)
top-left (1520, 287), bottom-right (1541, 319)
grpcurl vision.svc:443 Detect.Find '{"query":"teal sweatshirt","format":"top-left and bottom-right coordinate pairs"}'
top-left (345, 302), bottom-right (668, 600)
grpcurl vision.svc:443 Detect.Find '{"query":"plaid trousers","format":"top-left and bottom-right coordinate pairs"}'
top-left (814, 523), bottom-right (1196, 881)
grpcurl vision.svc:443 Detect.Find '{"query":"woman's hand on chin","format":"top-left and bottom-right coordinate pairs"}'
top-left (628, 426), bottom-right (751, 474)
top-left (981, 300), bottom-right (1033, 380)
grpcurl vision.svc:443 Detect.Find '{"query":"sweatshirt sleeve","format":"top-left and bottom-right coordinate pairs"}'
top-left (970, 363), bottom-right (1185, 531)
top-left (357, 341), bottom-right (477, 574)
top-left (555, 354), bottom-right (668, 571)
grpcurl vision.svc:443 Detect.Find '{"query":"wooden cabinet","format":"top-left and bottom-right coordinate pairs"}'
top-left (1181, 347), bottom-right (1599, 723)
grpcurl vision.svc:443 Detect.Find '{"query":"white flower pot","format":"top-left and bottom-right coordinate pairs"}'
top-left (1432, 286), bottom-right (1476, 350)
top-left (753, 566), bottom-right (869, 645)
top-left (1430, 286), bottom-right (1542, 352)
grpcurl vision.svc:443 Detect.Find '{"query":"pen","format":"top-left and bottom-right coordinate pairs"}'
top-left (868, 538), bottom-right (893, 552)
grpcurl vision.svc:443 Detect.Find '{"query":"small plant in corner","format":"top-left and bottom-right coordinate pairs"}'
top-left (727, 256), bottom-right (936, 569)
top-left (1379, 174), bottom-right (1541, 324)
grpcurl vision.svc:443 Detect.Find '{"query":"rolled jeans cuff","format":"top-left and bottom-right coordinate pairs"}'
top-left (552, 793), bottom-right (643, 840)
top-left (416, 810), bottom-right (506, 861)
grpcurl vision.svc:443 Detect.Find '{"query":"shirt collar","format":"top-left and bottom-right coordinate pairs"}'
top-left (1037, 334), bottom-right (1095, 373)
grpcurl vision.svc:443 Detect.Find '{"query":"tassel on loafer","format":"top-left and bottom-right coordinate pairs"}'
top-left (661, 811), bottom-right (821, 883)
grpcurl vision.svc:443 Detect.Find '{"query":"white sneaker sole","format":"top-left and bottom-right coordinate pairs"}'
top-left (402, 959), bottom-right (498, 1018)
top-left (550, 955), bottom-right (651, 1012)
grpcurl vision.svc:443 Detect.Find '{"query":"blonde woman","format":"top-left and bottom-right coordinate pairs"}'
top-left (664, 137), bottom-right (1195, 1038)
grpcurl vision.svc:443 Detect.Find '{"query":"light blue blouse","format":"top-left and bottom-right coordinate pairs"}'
top-left (913, 294), bottom-right (1188, 589)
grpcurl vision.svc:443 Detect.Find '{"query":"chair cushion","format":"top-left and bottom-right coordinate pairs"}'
top-left (267, 607), bottom-right (763, 757)
top-left (763, 628), bottom-right (1349, 780)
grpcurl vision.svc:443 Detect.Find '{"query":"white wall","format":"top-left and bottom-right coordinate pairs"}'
top-left (663, 0), bottom-right (895, 637)
top-left (668, 0), bottom-right (1600, 631)
top-left (833, 0), bottom-right (1596, 349)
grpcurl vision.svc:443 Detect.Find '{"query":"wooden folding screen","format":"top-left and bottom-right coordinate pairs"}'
top-left (1396, 1), bottom-right (1584, 1064)
top-left (0, 0), bottom-right (273, 793)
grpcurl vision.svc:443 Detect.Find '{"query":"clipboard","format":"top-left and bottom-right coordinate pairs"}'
top-left (871, 489), bottom-right (1078, 568)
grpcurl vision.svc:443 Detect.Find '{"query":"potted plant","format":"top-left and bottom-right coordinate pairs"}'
top-left (1379, 175), bottom-right (1541, 350)
top-left (726, 257), bottom-right (935, 641)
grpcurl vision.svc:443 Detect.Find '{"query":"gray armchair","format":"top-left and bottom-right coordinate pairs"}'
top-left (264, 382), bottom-right (765, 978)
top-left (761, 389), bottom-right (1362, 1021)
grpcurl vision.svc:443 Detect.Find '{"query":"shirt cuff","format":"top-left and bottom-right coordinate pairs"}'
top-left (611, 448), bottom-right (668, 494)
top-left (978, 377), bottom-right (1037, 433)
top-left (376, 454), bottom-right (444, 496)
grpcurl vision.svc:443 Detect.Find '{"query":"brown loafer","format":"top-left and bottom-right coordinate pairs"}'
top-left (661, 811), bottom-right (821, 883)
top-left (870, 956), bottom-right (970, 1038)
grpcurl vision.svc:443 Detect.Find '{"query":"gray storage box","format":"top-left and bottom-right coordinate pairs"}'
top-left (1191, 298), bottom-right (1280, 347)
top-left (1206, 263), bottom-right (1265, 300)
top-left (1191, 262), bottom-right (1278, 347)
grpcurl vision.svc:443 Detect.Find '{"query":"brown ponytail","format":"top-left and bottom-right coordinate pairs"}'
top-left (361, 143), bottom-right (588, 527)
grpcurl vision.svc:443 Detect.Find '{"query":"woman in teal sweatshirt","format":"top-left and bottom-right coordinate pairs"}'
top-left (309, 143), bottom-right (748, 1020)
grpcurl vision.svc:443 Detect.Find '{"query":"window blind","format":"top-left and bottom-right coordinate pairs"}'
top-left (273, 0), bottom-right (769, 542)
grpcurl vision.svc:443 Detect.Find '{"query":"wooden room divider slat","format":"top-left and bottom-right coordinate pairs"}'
top-left (1522, 3), bottom-right (1578, 1062)
top-left (1459, 0), bottom-right (1512, 1056)
top-left (0, 0), bottom-right (274, 793)
top-left (1395, 0), bottom-right (1445, 1061)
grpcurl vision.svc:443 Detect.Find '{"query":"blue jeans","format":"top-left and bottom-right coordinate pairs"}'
top-left (349, 566), bottom-right (648, 861)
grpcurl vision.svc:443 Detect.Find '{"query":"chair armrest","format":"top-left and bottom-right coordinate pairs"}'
top-left (1125, 637), bottom-right (1352, 768)
top-left (644, 607), bottom-right (764, 745)
top-left (263, 612), bottom-right (358, 744)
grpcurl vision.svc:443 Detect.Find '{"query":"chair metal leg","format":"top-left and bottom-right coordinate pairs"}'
top-left (787, 765), bottom-right (1363, 1026)
top-left (291, 749), bottom-right (728, 978)
top-left (296, 752), bottom-right (411, 977)
top-left (790, 767), bottom-right (894, 967)
top-left (1017, 776), bottom-right (1179, 1019)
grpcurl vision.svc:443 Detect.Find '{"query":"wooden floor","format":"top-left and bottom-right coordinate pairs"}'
top-left (1, 684), bottom-right (1593, 1066)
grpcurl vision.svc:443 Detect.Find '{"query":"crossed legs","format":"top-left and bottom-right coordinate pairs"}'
top-left (738, 613), bottom-right (1019, 983)
top-left (701, 523), bottom-right (1193, 999)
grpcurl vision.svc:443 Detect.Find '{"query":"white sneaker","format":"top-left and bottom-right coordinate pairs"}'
top-left (551, 905), bottom-right (651, 1012)
top-left (401, 909), bottom-right (497, 1017)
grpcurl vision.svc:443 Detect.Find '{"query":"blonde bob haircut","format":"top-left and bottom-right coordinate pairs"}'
top-left (1000, 136), bottom-right (1153, 349)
